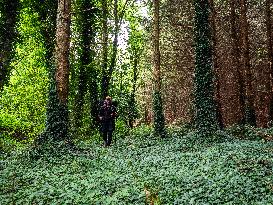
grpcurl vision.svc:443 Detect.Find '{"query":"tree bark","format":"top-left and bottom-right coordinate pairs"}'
top-left (266, 0), bottom-right (273, 78)
top-left (239, 0), bottom-right (256, 125)
top-left (209, 0), bottom-right (224, 129)
top-left (266, 0), bottom-right (273, 122)
top-left (254, 0), bottom-right (273, 127)
top-left (229, 0), bottom-right (245, 125)
top-left (55, 0), bottom-right (71, 105)
top-left (153, 0), bottom-right (161, 92)
top-left (152, 0), bottom-right (166, 137)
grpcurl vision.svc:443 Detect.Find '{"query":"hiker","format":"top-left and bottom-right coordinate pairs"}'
top-left (98, 96), bottom-right (117, 146)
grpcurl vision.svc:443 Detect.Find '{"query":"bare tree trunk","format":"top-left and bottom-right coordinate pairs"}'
top-left (240, 0), bottom-right (256, 125)
top-left (254, 0), bottom-right (273, 127)
top-left (55, 0), bottom-right (71, 105)
top-left (209, 0), bottom-right (224, 129)
top-left (229, 0), bottom-right (245, 125)
top-left (266, 0), bottom-right (273, 79)
top-left (266, 0), bottom-right (273, 122)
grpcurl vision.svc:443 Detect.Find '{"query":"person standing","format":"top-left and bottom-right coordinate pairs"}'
top-left (98, 96), bottom-right (117, 146)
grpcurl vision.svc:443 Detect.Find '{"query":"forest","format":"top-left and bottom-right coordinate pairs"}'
top-left (1, 0), bottom-right (273, 204)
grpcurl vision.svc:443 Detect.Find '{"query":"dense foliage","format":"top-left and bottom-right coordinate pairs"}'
top-left (0, 5), bottom-right (49, 149)
top-left (1, 128), bottom-right (273, 204)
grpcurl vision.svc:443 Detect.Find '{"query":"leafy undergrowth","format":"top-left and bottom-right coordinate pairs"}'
top-left (1, 128), bottom-right (273, 204)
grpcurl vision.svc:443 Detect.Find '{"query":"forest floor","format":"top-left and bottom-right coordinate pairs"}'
top-left (1, 126), bottom-right (273, 204)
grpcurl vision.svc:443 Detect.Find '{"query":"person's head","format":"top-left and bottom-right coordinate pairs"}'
top-left (105, 96), bottom-right (112, 105)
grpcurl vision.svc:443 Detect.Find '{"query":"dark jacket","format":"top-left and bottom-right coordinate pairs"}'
top-left (98, 102), bottom-right (117, 132)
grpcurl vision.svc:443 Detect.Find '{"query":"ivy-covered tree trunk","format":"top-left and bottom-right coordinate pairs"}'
top-left (101, 0), bottom-right (109, 99)
top-left (152, 0), bottom-right (166, 138)
top-left (33, 0), bottom-right (57, 63)
top-left (0, 0), bottom-right (19, 92)
top-left (193, 0), bottom-right (218, 135)
top-left (44, 0), bottom-right (71, 142)
top-left (129, 55), bottom-right (140, 128)
top-left (102, 0), bottom-right (119, 99)
top-left (101, 0), bottom-right (131, 99)
top-left (74, 0), bottom-right (98, 128)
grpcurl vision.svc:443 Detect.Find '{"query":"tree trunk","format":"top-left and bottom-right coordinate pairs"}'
top-left (240, 0), bottom-right (256, 125)
top-left (55, 0), bottom-right (71, 105)
top-left (266, 0), bottom-right (273, 122)
top-left (74, 0), bottom-right (98, 128)
top-left (266, 0), bottom-right (273, 79)
top-left (153, 0), bottom-right (161, 93)
top-left (152, 0), bottom-right (166, 138)
top-left (101, 0), bottom-right (109, 99)
top-left (35, 0), bottom-right (71, 145)
top-left (43, 0), bottom-right (71, 142)
top-left (229, 0), bottom-right (245, 125)
top-left (129, 54), bottom-right (140, 128)
top-left (105, 0), bottom-right (119, 98)
top-left (254, 0), bottom-right (272, 128)
top-left (209, 0), bottom-right (224, 129)
top-left (101, 0), bottom-right (131, 99)
top-left (193, 0), bottom-right (218, 135)
top-left (0, 0), bottom-right (19, 92)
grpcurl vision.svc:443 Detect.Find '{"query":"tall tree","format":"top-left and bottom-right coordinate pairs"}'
top-left (229, 0), bottom-right (245, 125)
top-left (209, 0), bottom-right (223, 128)
top-left (101, 0), bottom-right (131, 98)
top-left (32, 0), bottom-right (58, 63)
top-left (266, 0), bottom-right (273, 79)
top-left (42, 0), bottom-right (71, 142)
top-left (193, 0), bottom-right (218, 135)
top-left (0, 0), bottom-right (19, 92)
top-left (240, 0), bottom-right (256, 125)
top-left (101, 0), bottom-right (109, 98)
top-left (266, 0), bottom-right (273, 121)
top-left (101, 0), bottom-right (118, 98)
top-left (74, 0), bottom-right (98, 128)
top-left (152, 0), bottom-right (166, 138)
